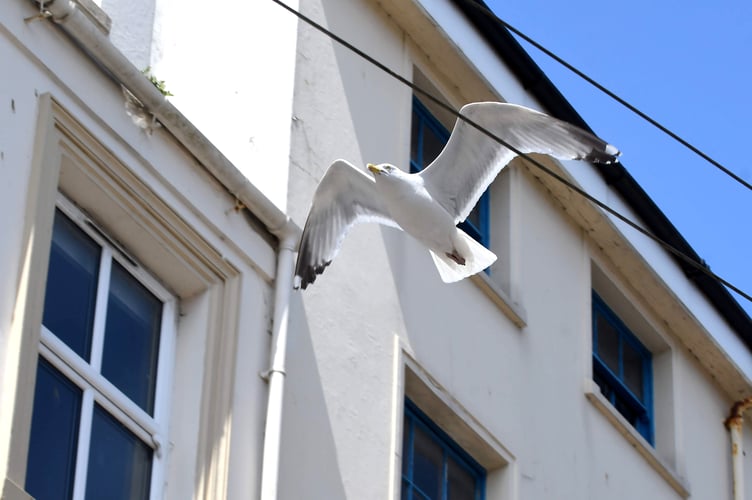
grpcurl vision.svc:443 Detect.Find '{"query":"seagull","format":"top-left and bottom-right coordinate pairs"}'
top-left (293, 102), bottom-right (620, 290)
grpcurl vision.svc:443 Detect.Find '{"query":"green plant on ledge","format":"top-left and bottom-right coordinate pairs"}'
top-left (142, 67), bottom-right (174, 97)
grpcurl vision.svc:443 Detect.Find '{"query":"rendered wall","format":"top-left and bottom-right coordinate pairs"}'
top-left (283, 0), bottom-right (750, 499)
top-left (0, 1), bottom-right (279, 497)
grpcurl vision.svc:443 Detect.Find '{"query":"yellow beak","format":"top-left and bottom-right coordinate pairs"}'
top-left (367, 163), bottom-right (381, 175)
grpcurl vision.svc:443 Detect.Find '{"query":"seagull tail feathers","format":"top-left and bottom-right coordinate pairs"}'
top-left (429, 231), bottom-right (497, 283)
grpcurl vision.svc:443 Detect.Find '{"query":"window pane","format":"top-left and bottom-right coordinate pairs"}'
top-left (43, 210), bottom-right (100, 360)
top-left (102, 262), bottom-right (162, 414)
top-left (465, 204), bottom-right (481, 229)
top-left (622, 341), bottom-right (644, 400)
top-left (411, 112), bottom-right (421, 166)
top-left (447, 455), bottom-right (476, 500)
top-left (614, 396), bottom-right (641, 427)
top-left (86, 404), bottom-right (152, 500)
top-left (595, 313), bottom-right (619, 375)
top-left (593, 368), bottom-right (615, 402)
top-left (413, 424), bottom-right (442, 499)
top-left (25, 358), bottom-right (82, 500)
top-left (422, 126), bottom-right (445, 168)
top-left (402, 419), bottom-right (411, 476)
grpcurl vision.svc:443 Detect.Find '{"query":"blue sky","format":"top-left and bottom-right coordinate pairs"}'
top-left (487, 0), bottom-right (752, 317)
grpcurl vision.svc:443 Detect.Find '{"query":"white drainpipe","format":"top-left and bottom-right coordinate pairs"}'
top-left (29, 1), bottom-right (300, 497)
top-left (726, 397), bottom-right (752, 500)
top-left (260, 229), bottom-right (297, 500)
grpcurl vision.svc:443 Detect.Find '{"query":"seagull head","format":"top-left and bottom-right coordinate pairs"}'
top-left (367, 163), bottom-right (398, 177)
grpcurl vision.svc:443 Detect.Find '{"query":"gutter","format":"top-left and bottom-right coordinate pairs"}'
top-left (453, 0), bottom-right (752, 345)
top-left (29, 0), bottom-right (299, 497)
top-left (38, 0), bottom-right (300, 242)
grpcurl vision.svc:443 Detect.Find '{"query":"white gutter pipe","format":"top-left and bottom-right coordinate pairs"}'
top-left (32, 1), bottom-right (300, 497)
top-left (259, 230), bottom-right (297, 500)
top-left (39, 0), bottom-right (300, 240)
top-left (725, 397), bottom-right (752, 500)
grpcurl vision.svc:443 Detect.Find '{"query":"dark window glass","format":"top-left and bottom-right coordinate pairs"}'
top-left (85, 404), bottom-right (152, 500)
top-left (25, 358), bottom-right (82, 500)
top-left (421, 125), bottom-right (446, 169)
top-left (622, 340), bottom-right (644, 399)
top-left (413, 424), bottom-right (442, 498)
top-left (102, 261), bottom-right (162, 415)
top-left (410, 97), bottom-right (489, 247)
top-left (447, 454), bottom-right (476, 499)
top-left (411, 115), bottom-right (421, 166)
top-left (596, 315), bottom-right (619, 374)
top-left (402, 400), bottom-right (484, 500)
top-left (592, 292), bottom-right (653, 444)
top-left (466, 205), bottom-right (481, 231)
top-left (43, 210), bottom-right (100, 360)
top-left (402, 419), bottom-right (411, 476)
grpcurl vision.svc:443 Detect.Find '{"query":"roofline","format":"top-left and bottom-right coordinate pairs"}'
top-left (453, 0), bottom-right (752, 345)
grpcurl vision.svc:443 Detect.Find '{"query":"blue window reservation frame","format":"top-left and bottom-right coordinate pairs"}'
top-left (592, 292), bottom-right (654, 444)
top-left (402, 399), bottom-right (486, 500)
top-left (410, 97), bottom-right (490, 247)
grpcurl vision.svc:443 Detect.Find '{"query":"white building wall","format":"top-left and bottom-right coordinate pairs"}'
top-left (147, 0), bottom-right (299, 212)
top-left (95, 0), bottom-right (300, 212)
top-left (0, 1), bottom-right (282, 498)
top-left (284, 1), bottom-right (751, 499)
top-left (2, 0), bottom-right (750, 499)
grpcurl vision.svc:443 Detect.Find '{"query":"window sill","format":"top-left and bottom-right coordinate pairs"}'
top-left (2, 478), bottom-right (33, 500)
top-left (470, 272), bottom-right (527, 328)
top-left (585, 380), bottom-right (690, 498)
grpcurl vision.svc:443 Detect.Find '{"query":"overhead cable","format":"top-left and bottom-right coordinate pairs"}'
top-left (460, 0), bottom-right (752, 192)
top-left (269, 0), bottom-right (751, 304)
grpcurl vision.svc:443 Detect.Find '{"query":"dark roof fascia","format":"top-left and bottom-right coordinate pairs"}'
top-left (452, 0), bottom-right (752, 345)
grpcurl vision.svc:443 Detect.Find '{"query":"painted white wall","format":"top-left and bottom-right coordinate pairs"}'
top-left (414, 0), bottom-right (752, 382)
top-left (284, 1), bottom-right (750, 499)
top-left (95, 0), bottom-right (299, 211)
top-left (148, 0), bottom-right (299, 211)
top-left (4, 0), bottom-right (749, 499)
top-left (0, 1), bottom-right (279, 498)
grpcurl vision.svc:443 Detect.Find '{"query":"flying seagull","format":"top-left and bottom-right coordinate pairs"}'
top-left (293, 102), bottom-right (620, 290)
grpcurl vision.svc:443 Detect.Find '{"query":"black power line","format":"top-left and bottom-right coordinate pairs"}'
top-left (269, 0), bottom-right (751, 304)
top-left (460, 0), bottom-right (752, 192)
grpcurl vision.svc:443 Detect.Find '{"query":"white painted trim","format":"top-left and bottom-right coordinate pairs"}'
top-left (585, 380), bottom-right (690, 498)
top-left (395, 341), bottom-right (518, 498)
top-left (72, 388), bottom-right (94, 500)
top-left (469, 271), bottom-right (527, 328)
top-left (89, 246), bottom-right (112, 373)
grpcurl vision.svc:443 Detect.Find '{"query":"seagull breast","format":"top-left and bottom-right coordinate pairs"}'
top-left (372, 168), bottom-right (457, 252)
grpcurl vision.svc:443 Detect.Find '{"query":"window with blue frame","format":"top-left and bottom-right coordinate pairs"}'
top-left (410, 96), bottom-right (490, 247)
top-left (592, 292), bottom-right (654, 444)
top-left (402, 399), bottom-right (486, 500)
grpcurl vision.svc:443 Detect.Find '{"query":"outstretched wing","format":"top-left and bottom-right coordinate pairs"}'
top-left (294, 159), bottom-right (399, 289)
top-left (420, 102), bottom-right (620, 223)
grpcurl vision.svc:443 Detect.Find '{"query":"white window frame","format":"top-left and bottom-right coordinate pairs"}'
top-left (33, 195), bottom-right (176, 500)
top-left (6, 93), bottom-right (267, 500)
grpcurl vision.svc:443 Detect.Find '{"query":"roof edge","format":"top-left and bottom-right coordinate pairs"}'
top-left (452, 0), bottom-right (752, 345)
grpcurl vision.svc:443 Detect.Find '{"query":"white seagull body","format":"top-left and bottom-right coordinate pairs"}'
top-left (293, 102), bottom-right (620, 290)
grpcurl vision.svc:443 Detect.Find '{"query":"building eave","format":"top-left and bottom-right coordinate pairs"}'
top-left (453, 0), bottom-right (752, 348)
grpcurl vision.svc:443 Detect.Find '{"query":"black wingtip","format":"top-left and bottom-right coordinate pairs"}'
top-left (293, 260), bottom-right (331, 291)
top-left (586, 143), bottom-right (621, 164)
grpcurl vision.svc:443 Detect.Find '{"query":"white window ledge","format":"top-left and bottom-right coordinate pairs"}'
top-left (470, 272), bottom-right (527, 328)
top-left (585, 380), bottom-right (690, 498)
